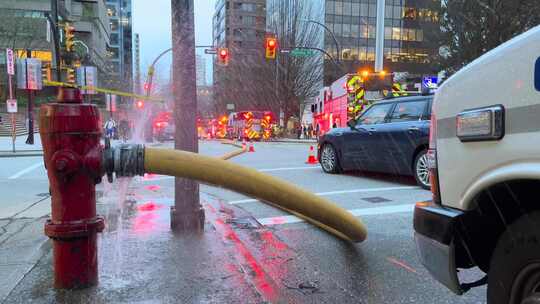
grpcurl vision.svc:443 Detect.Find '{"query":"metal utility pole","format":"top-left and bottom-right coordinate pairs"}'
top-left (375, 0), bottom-right (385, 72)
top-left (50, 0), bottom-right (62, 81)
top-left (170, 0), bottom-right (204, 232)
top-left (25, 49), bottom-right (34, 145)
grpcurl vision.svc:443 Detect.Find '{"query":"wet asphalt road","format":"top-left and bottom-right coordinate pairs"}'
top-left (4, 140), bottom-right (487, 303)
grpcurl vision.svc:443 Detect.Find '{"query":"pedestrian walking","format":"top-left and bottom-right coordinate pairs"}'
top-left (104, 117), bottom-right (116, 139)
top-left (308, 124), bottom-right (313, 139)
top-left (297, 124), bottom-right (302, 139)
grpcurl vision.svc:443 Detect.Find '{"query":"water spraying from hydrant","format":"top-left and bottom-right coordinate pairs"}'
top-left (40, 87), bottom-right (367, 289)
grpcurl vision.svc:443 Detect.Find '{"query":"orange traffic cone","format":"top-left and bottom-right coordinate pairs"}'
top-left (248, 141), bottom-right (255, 152)
top-left (306, 145), bottom-right (318, 164)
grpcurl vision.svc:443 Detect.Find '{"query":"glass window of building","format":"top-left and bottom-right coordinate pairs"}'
top-left (335, 1), bottom-right (343, 15)
top-left (110, 33), bottom-right (119, 45)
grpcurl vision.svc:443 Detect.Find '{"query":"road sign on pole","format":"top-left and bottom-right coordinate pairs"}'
top-left (204, 48), bottom-right (217, 55)
top-left (77, 66), bottom-right (98, 94)
top-left (6, 99), bottom-right (17, 113)
top-left (290, 49), bottom-right (315, 57)
top-left (16, 58), bottom-right (43, 90)
top-left (6, 49), bottom-right (14, 75)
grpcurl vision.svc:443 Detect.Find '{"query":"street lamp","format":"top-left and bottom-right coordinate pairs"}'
top-left (300, 19), bottom-right (341, 63)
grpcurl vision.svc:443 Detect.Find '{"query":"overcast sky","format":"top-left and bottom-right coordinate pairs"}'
top-left (132, 0), bottom-right (216, 85)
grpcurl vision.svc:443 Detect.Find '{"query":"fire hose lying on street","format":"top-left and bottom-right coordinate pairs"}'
top-left (39, 88), bottom-right (367, 289)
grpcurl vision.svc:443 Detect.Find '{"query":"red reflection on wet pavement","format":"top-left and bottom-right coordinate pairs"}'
top-left (207, 204), bottom-right (279, 302)
top-left (260, 231), bottom-right (287, 251)
top-left (145, 185), bottom-right (161, 191)
top-left (132, 212), bottom-right (158, 235)
top-left (137, 202), bottom-right (164, 212)
top-left (214, 218), bottom-right (277, 301)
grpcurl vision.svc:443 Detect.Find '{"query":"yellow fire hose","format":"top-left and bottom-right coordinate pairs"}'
top-left (143, 147), bottom-right (367, 242)
top-left (219, 140), bottom-right (247, 160)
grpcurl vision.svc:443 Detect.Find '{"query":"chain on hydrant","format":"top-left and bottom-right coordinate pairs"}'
top-left (40, 88), bottom-right (105, 289)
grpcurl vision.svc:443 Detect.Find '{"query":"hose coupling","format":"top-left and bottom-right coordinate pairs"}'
top-left (103, 139), bottom-right (145, 182)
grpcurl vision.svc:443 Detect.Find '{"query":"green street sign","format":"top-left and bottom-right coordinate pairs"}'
top-left (290, 49), bottom-right (315, 57)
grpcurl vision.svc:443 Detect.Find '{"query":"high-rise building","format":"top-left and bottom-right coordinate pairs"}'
top-left (0, 0), bottom-right (111, 82)
top-left (196, 55), bottom-right (207, 87)
top-left (212, 0), bottom-right (268, 113)
top-left (323, 0), bottom-right (440, 84)
top-left (105, 0), bottom-right (133, 97)
top-left (134, 33), bottom-right (141, 94)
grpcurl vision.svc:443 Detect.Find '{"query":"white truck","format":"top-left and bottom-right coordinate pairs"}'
top-left (414, 26), bottom-right (540, 304)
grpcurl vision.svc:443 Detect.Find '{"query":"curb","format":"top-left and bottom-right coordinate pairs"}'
top-left (0, 152), bottom-right (44, 158)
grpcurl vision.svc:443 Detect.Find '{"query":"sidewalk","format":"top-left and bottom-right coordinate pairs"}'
top-left (2, 180), bottom-right (307, 303)
top-left (0, 133), bottom-right (43, 154)
top-left (271, 138), bottom-right (317, 144)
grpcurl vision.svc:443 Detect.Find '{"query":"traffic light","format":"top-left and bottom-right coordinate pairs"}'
top-left (64, 23), bottom-right (75, 52)
top-left (144, 83), bottom-right (151, 92)
top-left (265, 37), bottom-right (277, 59)
top-left (217, 48), bottom-right (229, 66)
top-left (136, 100), bottom-right (145, 109)
top-left (66, 67), bottom-right (75, 83)
top-left (42, 64), bottom-right (52, 83)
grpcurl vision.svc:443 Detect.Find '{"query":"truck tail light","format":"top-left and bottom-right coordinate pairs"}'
top-left (429, 112), bottom-right (441, 204)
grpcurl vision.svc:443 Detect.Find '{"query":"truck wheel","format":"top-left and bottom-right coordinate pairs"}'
top-left (487, 212), bottom-right (540, 304)
top-left (414, 150), bottom-right (430, 190)
top-left (320, 144), bottom-right (341, 174)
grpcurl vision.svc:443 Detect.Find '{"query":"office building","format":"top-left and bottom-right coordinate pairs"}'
top-left (323, 0), bottom-right (440, 84)
top-left (0, 0), bottom-right (111, 81)
top-left (105, 0), bottom-right (133, 97)
top-left (212, 0), bottom-right (267, 113)
top-left (196, 55), bottom-right (207, 86)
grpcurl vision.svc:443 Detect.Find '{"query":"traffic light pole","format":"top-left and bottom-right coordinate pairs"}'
top-left (47, 0), bottom-right (62, 82)
top-left (25, 49), bottom-right (34, 145)
top-left (170, 0), bottom-right (204, 232)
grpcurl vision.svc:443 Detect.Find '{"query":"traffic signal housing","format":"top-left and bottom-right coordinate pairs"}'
top-left (66, 67), bottom-right (75, 83)
top-left (64, 23), bottom-right (75, 52)
top-left (42, 64), bottom-right (52, 83)
top-left (136, 100), bottom-right (145, 109)
top-left (217, 48), bottom-right (229, 66)
top-left (265, 37), bottom-right (277, 59)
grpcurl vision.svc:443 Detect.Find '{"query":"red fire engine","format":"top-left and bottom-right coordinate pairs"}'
top-left (312, 75), bottom-right (351, 136)
top-left (228, 111), bottom-right (274, 141)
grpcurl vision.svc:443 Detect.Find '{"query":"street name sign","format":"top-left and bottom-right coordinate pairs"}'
top-left (290, 49), bottom-right (315, 57)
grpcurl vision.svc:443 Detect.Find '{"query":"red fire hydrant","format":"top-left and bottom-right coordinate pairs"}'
top-left (40, 88), bottom-right (105, 289)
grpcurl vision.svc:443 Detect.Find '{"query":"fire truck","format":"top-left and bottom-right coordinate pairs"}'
top-left (228, 111), bottom-right (274, 141)
top-left (312, 74), bottom-right (367, 136)
top-left (312, 72), bottom-right (402, 136)
top-left (196, 116), bottom-right (228, 139)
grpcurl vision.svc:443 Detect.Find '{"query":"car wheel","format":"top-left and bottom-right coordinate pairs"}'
top-left (488, 212), bottom-right (540, 304)
top-left (320, 144), bottom-right (341, 174)
top-left (414, 150), bottom-right (430, 190)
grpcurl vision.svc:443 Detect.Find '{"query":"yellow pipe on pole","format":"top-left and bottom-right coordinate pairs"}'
top-left (143, 147), bottom-right (367, 242)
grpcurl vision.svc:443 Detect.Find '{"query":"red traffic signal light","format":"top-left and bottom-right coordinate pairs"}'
top-left (265, 37), bottom-right (277, 59)
top-left (136, 100), bottom-right (144, 109)
top-left (218, 48), bottom-right (229, 66)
